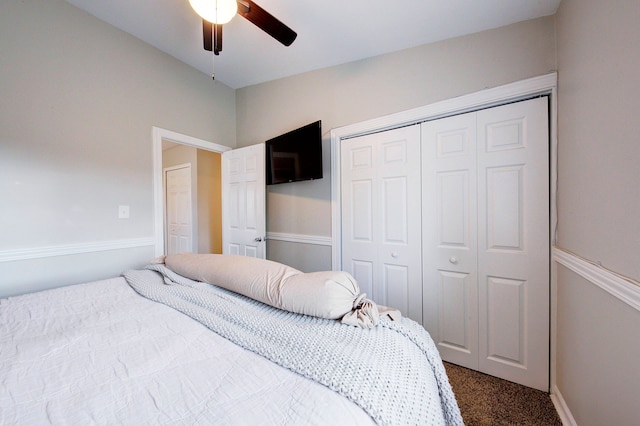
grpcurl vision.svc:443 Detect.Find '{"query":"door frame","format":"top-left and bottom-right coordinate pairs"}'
top-left (330, 72), bottom-right (558, 391)
top-left (152, 127), bottom-right (231, 257)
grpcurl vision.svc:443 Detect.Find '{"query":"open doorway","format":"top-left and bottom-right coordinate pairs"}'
top-left (162, 143), bottom-right (222, 254)
top-left (152, 127), bottom-right (231, 257)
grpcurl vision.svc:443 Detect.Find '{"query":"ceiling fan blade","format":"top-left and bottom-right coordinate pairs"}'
top-left (237, 0), bottom-right (297, 47)
top-left (202, 18), bottom-right (213, 51)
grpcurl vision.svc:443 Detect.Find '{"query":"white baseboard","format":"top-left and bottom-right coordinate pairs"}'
top-left (0, 238), bottom-right (155, 262)
top-left (266, 232), bottom-right (332, 247)
top-left (553, 247), bottom-right (640, 311)
top-left (550, 385), bottom-right (577, 426)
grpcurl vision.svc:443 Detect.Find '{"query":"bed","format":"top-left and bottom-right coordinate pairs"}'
top-left (0, 254), bottom-right (462, 425)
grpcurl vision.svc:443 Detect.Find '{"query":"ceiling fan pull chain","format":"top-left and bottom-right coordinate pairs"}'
top-left (212, 51), bottom-right (215, 80)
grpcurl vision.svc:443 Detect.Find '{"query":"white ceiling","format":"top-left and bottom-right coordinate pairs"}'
top-left (66, 0), bottom-right (561, 89)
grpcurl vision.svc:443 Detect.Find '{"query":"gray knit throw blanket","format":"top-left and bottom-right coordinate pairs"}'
top-left (123, 265), bottom-right (463, 426)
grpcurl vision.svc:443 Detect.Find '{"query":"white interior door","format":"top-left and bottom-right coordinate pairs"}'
top-left (165, 164), bottom-right (193, 255)
top-left (341, 125), bottom-right (423, 323)
top-left (222, 144), bottom-right (266, 259)
top-left (421, 97), bottom-right (549, 391)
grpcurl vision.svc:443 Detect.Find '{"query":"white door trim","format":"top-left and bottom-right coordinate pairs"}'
top-left (152, 127), bottom-right (231, 257)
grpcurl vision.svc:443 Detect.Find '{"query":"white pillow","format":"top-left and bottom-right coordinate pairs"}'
top-left (165, 253), bottom-right (360, 320)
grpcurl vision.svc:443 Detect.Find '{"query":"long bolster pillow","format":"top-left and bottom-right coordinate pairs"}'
top-left (164, 253), bottom-right (375, 324)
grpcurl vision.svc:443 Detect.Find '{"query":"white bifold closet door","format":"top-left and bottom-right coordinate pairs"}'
top-left (340, 125), bottom-right (423, 323)
top-left (422, 97), bottom-right (549, 391)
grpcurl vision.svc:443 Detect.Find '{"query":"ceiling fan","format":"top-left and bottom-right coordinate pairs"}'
top-left (189, 0), bottom-right (297, 56)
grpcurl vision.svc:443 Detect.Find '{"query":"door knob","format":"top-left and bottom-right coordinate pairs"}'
top-left (449, 256), bottom-right (458, 264)
top-left (391, 252), bottom-right (399, 258)
top-left (254, 237), bottom-right (264, 242)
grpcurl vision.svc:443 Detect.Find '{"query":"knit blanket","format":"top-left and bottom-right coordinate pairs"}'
top-left (123, 265), bottom-right (462, 426)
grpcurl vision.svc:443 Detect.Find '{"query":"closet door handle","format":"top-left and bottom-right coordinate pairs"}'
top-left (391, 252), bottom-right (399, 258)
top-left (449, 256), bottom-right (458, 264)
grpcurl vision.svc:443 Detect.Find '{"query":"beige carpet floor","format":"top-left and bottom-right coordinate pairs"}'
top-left (444, 362), bottom-right (562, 425)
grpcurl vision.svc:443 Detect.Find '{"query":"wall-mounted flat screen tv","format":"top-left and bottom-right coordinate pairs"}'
top-left (266, 120), bottom-right (322, 185)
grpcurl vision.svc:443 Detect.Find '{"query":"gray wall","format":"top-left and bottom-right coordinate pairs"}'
top-left (556, 0), bottom-right (640, 281)
top-left (236, 16), bottom-right (556, 271)
top-left (555, 0), bottom-right (640, 424)
top-left (556, 266), bottom-right (639, 425)
top-left (0, 0), bottom-right (235, 297)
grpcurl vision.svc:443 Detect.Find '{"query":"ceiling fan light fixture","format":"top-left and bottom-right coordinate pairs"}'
top-left (189, 0), bottom-right (238, 24)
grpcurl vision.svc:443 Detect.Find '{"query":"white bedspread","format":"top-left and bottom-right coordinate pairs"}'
top-left (0, 277), bottom-right (374, 425)
top-left (124, 264), bottom-right (462, 426)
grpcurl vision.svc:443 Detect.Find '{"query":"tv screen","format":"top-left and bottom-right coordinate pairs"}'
top-left (266, 120), bottom-right (322, 185)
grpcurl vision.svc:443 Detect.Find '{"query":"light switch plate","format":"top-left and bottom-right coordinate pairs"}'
top-left (118, 205), bottom-right (130, 219)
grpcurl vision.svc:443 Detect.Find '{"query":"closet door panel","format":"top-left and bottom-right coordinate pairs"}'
top-left (437, 269), bottom-right (478, 368)
top-left (383, 264), bottom-right (409, 315)
top-left (485, 166), bottom-right (524, 250)
top-left (379, 127), bottom-right (422, 321)
top-left (477, 97), bottom-right (549, 391)
top-left (382, 177), bottom-right (409, 244)
top-left (438, 171), bottom-right (472, 250)
top-left (348, 178), bottom-right (375, 299)
top-left (342, 125), bottom-right (422, 323)
top-left (351, 180), bottom-right (374, 242)
top-left (422, 113), bottom-right (479, 370)
top-left (342, 139), bottom-right (378, 301)
top-left (485, 276), bottom-right (526, 364)
top-left (351, 259), bottom-right (374, 299)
